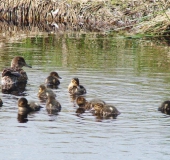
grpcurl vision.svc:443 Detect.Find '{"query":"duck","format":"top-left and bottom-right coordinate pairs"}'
top-left (76, 96), bottom-right (105, 115)
top-left (76, 96), bottom-right (105, 110)
top-left (75, 96), bottom-right (87, 114)
top-left (76, 96), bottom-right (120, 118)
top-left (86, 98), bottom-right (106, 110)
top-left (158, 100), bottom-right (170, 115)
top-left (18, 97), bottom-right (42, 115)
top-left (0, 98), bottom-right (3, 107)
top-left (46, 93), bottom-right (61, 114)
top-left (68, 78), bottom-right (86, 95)
top-left (45, 71), bottom-right (61, 86)
top-left (76, 96), bottom-right (88, 108)
top-left (1, 56), bottom-right (32, 85)
top-left (1, 82), bottom-right (27, 95)
top-left (92, 104), bottom-right (120, 118)
top-left (38, 84), bottom-right (56, 100)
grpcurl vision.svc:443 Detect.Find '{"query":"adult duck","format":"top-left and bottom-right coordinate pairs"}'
top-left (1, 56), bottom-right (32, 85)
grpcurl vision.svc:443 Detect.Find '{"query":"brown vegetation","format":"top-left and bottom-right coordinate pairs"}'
top-left (0, 0), bottom-right (170, 35)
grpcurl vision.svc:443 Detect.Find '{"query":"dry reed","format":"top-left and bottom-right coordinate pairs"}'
top-left (1, 0), bottom-right (170, 34)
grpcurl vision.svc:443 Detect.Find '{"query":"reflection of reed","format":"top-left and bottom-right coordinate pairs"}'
top-left (62, 37), bottom-right (68, 67)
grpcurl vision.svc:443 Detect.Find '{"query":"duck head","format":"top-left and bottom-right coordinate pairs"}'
top-left (39, 84), bottom-right (46, 93)
top-left (93, 103), bottom-right (104, 112)
top-left (50, 72), bottom-right (62, 79)
top-left (46, 93), bottom-right (57, 106)
top-left (11, 57), bottom-right (32, 69)
top-left (76, 96), bottom-right (87, 107)
top-left (18, 97), bottom-right (28, 108)
top-left (71, 78), bottom-right (79, 87)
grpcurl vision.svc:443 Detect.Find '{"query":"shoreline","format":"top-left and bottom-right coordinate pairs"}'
top-left (0, 0), bottom-right (170, 37)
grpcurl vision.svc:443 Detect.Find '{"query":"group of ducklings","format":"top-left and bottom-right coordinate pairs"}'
top-left (68, 77), bottom-right (120, 118)
top-left (18, 83), bottom-right (62, 116)
top-left (1, 57), bottom-right (62, 115)
top-left (1, 56), bottom-right (170, 118)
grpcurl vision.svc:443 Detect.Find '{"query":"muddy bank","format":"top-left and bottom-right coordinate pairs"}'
top-left (0, 0), bottom-right (170, 35)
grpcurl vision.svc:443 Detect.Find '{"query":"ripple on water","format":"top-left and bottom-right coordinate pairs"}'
top-left (0, 36), bottom-right (170, 160)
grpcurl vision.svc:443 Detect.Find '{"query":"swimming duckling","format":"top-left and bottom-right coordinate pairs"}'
top-left (1, 56), bottom-right (32, 85)
top-left (18, 97), bottom-right (42, 115)
top-left (76, 96), bottom-right (120, 118)
top-left (86, 98), bottom-right (106, 110)
top-left (0, 98), bottom-right (3, 107)
top-left (76, 96), bottom-right (88, 108)
top-left (158, 100), bottom-right (170, 115)
top-left (76, 96), bottom-right (105, 110)
top-left (75, 96), bottom-right (87, 114)
top-left (75, 96), bottom-right (105, 115)
top-left (46, 93), bottom-right (61, 114)
top-left (45, 71), bottom-right (61, 86)
top-left (38, 84), bottom-right (56, 100)
top-left (68, 78), bottom-right (86, 95)
top-left (93, 104), bottom-right (120, 117)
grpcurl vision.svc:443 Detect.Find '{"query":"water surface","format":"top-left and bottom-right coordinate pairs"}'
top-left (0, 33), bottom-right (170, 160)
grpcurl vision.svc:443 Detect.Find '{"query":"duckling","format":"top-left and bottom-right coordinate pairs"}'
top-left (38, 84), bottom-right (56, 100)
top-left (1, 56), bottom-right (32, 85)
top-left (68, 78), bottom-right (86, 95)
top-left (94, 104), bottom-right (120, 117)
top-left (86, 98), bottom-right (106, 110)
top-left (18, 97), bottom-right (42, 115)
top-left (0, 98), bottom-right (3, 107)
top-left (75, 96), bottom-right (105, 115)
top-left (75, 96), bottom-right (87, 114)
top-left (76, 96), bottom-right (88, 108)
top-left (76, 96), bottom-right (105, 110)
top-left (45, 71), bottom-right (61, 86)
top-left (76, 96), bottom-right (120, 118)
top-left (158, 100), bottom-right (170, 115)
top-left (46, 93), bottom-right (61, 114)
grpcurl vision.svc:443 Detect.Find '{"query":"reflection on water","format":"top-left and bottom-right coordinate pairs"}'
top-left (17, 113), bottom-right (28, 123)
top-left (0, 33), bottom-right (170, 159)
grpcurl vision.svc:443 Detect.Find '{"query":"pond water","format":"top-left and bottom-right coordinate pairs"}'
top-left (0, 31), bottom-right (170, 160)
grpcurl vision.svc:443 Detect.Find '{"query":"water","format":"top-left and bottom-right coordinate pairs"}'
top-left (0, 32), bottom-right (170, 160)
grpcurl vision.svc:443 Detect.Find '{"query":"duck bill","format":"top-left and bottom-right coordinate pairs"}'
top-left (25, 63), bottom-right (32, 68)
top-left (58, 76), bottom-right (62, 79)
top-left (117, 111), bottom-right (121, 115)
